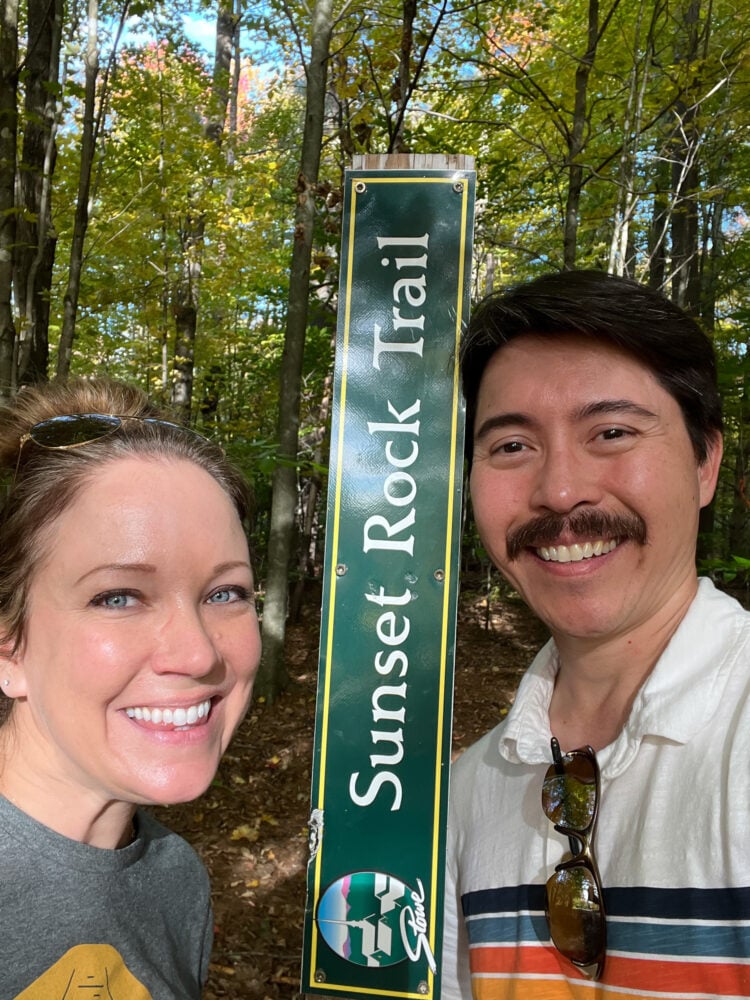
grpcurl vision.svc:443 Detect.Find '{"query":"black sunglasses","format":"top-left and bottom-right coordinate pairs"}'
top-left (14, 413), bottom-right (211, 480)
top-left (541, 736), bottom-right (606, 980)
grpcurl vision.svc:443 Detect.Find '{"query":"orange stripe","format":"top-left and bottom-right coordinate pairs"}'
top-left (474, 979), bottom-right (645, 1000)
top-left (472, 944), bottom-right (561, 977)
top-left (606, 954), bottom-right (750, 993)
top-left (472, 946), bottom-right (750, 996)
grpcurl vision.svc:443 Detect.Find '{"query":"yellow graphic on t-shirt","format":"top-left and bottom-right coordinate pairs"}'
top-left (16, 943), bottom-right (153, 998)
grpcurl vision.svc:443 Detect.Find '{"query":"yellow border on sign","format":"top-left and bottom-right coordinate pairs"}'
top-left (307, 172), bottom-right (471, 999)
top-left (429, 179), bottom-right (470, 972)
top-left (308, 184), bottom-right (358, 984)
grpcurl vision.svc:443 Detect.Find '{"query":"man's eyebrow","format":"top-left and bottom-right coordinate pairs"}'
top-left (576, 400), bottom-right (658, 420)
top-left (474, 412), bottom-right (534, 441)
top-left (474, 400), bottom-right (659, 441)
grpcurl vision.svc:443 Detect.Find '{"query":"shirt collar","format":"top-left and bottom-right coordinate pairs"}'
top-left (498, 579), bottom-right (749, 777)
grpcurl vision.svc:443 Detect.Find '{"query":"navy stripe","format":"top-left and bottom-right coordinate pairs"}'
top-left (463, 885), bottom-right (750, 922)
top-left (463, 884), bottom-right (545, 917)
top-left (606, 886), bottom-right (750, 921)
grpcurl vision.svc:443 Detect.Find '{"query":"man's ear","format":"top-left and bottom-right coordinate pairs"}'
top-left (698, 431), bottom-right (724, 508)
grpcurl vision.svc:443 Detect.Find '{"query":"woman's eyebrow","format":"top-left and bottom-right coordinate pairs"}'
top-left (75, 562), bottom-right (157, 585)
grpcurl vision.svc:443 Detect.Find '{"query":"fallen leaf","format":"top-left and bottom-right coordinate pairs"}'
top-left (230, 823), bottom-right (259, 843)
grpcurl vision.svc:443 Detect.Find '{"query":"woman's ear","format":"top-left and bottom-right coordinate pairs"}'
top-left (0, 640), bottom-right (27, 699)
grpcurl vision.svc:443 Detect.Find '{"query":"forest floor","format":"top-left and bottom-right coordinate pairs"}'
top-left (154, 578), bottom-right (549, 1000)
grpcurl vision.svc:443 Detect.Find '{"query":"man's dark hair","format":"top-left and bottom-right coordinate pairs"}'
top-left (461, 270), bottom-right (723, 464)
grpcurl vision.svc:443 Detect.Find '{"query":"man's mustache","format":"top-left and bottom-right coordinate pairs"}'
top-left (506, 508), bottom-right (648, 561)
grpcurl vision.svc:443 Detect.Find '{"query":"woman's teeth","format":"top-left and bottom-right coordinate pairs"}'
top-left (537, 539), bottom-right (618, 563)
top-left (125, 699), bottom-right (211, 728)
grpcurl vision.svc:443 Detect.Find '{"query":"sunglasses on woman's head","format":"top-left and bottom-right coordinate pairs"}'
top-left (542, 736), bottom-right (606, 980)
top-left (14, 413), bottom-right (211, 480)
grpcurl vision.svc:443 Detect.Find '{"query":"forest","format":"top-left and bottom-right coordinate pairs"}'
top-left (2, 0), bottom-right (749, 698)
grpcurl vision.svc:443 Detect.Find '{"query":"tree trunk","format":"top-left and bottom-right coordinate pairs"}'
top-left (14, 0), bottom-right (63, 386)
top-left (171, 1), bottom-right (236, 421)
top-left (607, 0), bottom-right (656, 277)
top-left (728, 430), bottom-right (749, 558)
top-left (647, 152), bottom-right (670, 290)
top-left (562, 0), bottom-right (621, 269)
top-left (391, 0), bottom-right (417, 153)
top-left (0, 0), bottom-right (18, 401)
top-left (288, 364), bottom-right (333, 623)
top-left (669, 0), bottom-right (704, 314)
top-left (700, 173), bottom-right (725, 330)
top-left (563, 0), bottom-right (598, 269)
top-left (57, 0), bottom-right (99, 378)
top-left (257, 0), bottom-right (334, 702)
top-left (696, 176), bottom-right (726, 564)
top-left (389, 0), bottom-right (446, 155)
top-left (56, 0), bottom-right (128, 378)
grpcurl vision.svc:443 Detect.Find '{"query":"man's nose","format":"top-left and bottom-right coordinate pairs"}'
top-left (530, 446), bottom-right (603, 514)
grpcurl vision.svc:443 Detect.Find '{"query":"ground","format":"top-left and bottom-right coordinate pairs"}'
top-left (152, 583), bottom-right (549, 1000)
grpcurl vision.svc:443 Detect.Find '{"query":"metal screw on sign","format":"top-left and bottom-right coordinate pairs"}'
top-left (314, 969), bottom-right (327, 983)
top-left (354, 181), bottom-right (367, 193)
top-left (453, 181), bottom-right (464, 193)
top-left (434, 568), bottom-right (445, 582)
top-left (336, 563), bottom-right (347, 576)
top-left (417, 981), bottom-right (429, 995)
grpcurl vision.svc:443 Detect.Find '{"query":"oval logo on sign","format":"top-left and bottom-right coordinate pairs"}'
top-left (316, 871), bottom-right (436, 972)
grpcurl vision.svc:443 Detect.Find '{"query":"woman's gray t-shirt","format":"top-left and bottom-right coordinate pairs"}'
top-left (0, 796), bottom-right (212, 999)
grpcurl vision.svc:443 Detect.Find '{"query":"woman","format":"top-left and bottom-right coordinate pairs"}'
top-left (0, 377), bottom-right (261, 999)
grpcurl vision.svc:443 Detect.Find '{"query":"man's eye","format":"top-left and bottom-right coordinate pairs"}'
top-left (494, 440), bottom-right (526, 454)
top-left (600, 427), bottom-right (628, 440)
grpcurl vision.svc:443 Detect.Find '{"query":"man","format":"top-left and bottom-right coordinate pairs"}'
top-left (442, 270), bottom-right (750, 999)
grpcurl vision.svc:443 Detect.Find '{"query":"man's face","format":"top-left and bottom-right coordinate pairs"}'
top-left (469, 334), bottom-right (722, 643)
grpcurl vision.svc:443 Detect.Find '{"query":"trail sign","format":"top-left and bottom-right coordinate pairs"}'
top-left (302, 155), bottom-right (475, 1000)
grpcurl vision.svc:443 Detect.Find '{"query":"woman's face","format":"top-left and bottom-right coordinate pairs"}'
top-left (5, 455), bottom-right (260, 808)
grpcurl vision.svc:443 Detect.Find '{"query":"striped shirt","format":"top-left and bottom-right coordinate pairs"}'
top-left (442, 580), bottom-right (750, 1000)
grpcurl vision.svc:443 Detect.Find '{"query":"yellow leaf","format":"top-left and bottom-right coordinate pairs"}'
top-left (230, 823), bottom-right (259, 843)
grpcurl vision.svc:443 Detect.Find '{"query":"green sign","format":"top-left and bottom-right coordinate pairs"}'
top-left (301, 164), bottom-right (475, 1000)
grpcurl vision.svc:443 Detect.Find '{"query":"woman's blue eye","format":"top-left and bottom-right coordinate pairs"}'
top-left (92, 591), bottom-right (137, 609)
top-left (208, 586), bottom-right (249, 605)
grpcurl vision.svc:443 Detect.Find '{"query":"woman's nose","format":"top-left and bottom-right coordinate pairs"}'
top-left (151, 605), bottom-right (219, 677)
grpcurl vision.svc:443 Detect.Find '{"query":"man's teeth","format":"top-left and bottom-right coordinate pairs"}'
top-left (125, 699), bottom-right (211, 728)
top-left (537, 539), bottom-right (618, 563)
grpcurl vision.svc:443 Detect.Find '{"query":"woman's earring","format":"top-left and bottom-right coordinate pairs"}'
top-left (2, 679), bottom-right (9, 687)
